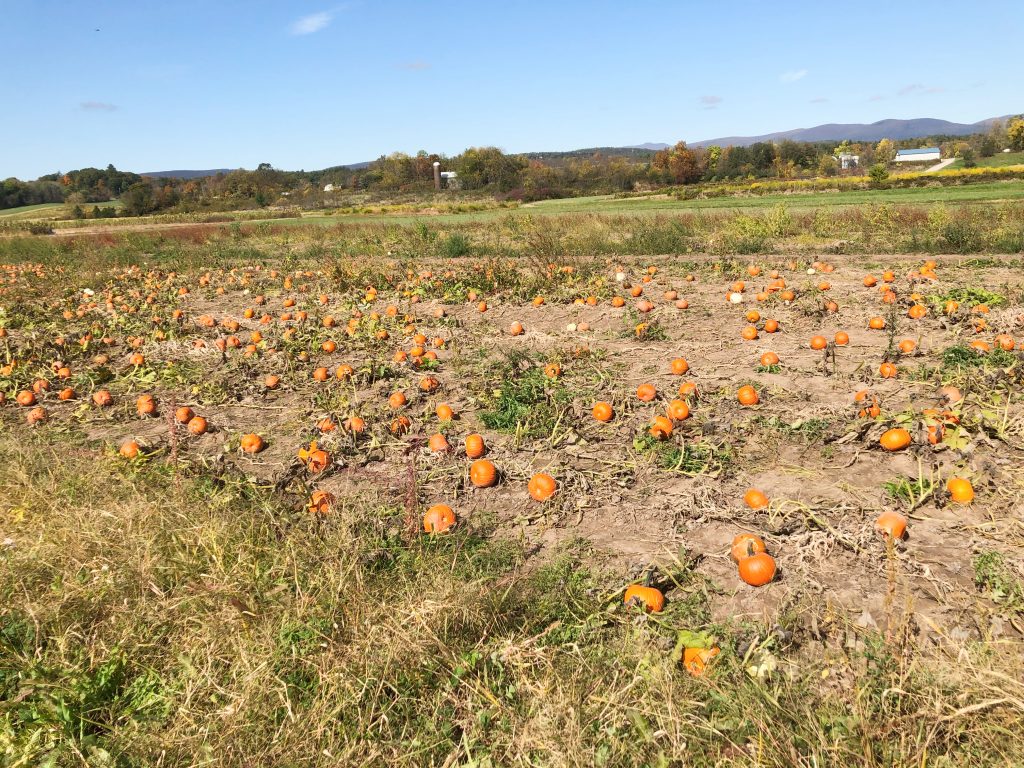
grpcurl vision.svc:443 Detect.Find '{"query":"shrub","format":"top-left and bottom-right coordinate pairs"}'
top-left (439, 232), bottom-right (472, 258)
top-left (943, 220), bottom-right (982, 253)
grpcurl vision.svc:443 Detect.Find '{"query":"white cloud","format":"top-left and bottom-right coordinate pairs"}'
top-left (398, 60), bottom-right (431, 71)
top-left (898, 83), bottom-right (944, 96)
top-left (780, 69), bottom-right (808, 83)
top-left (700, 95), bottom-right (722, 110)
top-left (80, 101), bottom-right (118, 112)
top-left (290, 11), bottom-right (333, 35)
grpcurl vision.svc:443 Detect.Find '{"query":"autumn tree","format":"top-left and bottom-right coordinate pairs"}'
top-left (704, 145), bottom-right (722, 177)
top-left (121, 182), bottom-right (156, 215)
top-left (1007, 117), bottom-right (1024, 151)
top-left (651, 142), bottom-right (702, 184)
top-left (875, 138), bottom-right (896, 164)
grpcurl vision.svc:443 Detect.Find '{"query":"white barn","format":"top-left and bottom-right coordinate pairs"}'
top-left (894, 147), bottom-right (941, 163)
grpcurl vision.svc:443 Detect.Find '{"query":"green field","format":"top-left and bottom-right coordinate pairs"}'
top-left (6, 176), bottom-right (1024, 231)
top-left (0, 202), bottom-right (67, 220)
top-left (944, 151), bottom-right (1024, 171)
top-left (0, 199), bottom-right (124, 221)
top-left (274, 178), bottom-right (1024, 227)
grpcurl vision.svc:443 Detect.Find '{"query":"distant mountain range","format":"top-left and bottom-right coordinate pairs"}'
top-left (132, 115), bottom-right (1017, 179)
top-left (681, 115), bottom-right (1014, 148)
top-left (140, 169), bottom-right (234, 179)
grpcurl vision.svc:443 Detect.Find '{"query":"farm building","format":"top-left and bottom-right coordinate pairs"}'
top-left (894, 147), bottom-right (941, 163)
top-left (837, 153), bottom-right (859, 170)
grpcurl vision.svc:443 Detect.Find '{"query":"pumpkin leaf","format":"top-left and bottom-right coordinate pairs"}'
top-left (670, 629), bottom-right (715, 663)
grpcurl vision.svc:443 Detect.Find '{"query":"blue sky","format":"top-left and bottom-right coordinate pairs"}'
top-left (2, 0), bottom-right (1021, 179)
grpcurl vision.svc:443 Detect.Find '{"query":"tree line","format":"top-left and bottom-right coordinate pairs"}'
top-left (4, 118), bottom-right (1023, 214)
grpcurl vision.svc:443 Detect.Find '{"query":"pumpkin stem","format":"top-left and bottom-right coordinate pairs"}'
top-left (640, 566), bottom-right (655, 588)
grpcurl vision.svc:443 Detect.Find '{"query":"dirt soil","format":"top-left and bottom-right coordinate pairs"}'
top-left (4, 252), bottom-right (1023, 647)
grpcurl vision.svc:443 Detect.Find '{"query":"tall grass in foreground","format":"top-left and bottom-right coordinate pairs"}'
top-left (2, 429), bottom-right (1022, 767)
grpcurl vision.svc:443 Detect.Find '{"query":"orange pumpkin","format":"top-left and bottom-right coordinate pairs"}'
top-left (946, 477), bottom-right (974, 504)
top-left (731, 533), bottom-right (767, 562)
top-left (737, 385), bottom-right (759, 406)
top-left (592, 401), bottom-right (614, 422)
top-left (528, 473), bottom-right (557, 501)
top-left (738, 553), bottom-right (776, 586)
top-left (682, 646), bottom-right (720, 676)
top-left (465, 433), bottom-right (486, 458)
top-left (650, 415), bottom-right (674, 440)
top-left (423, 504), bottom-right (456, 533)
top-left (240, 433), bottom-right (265, 454)
top-left (666, 399), bottom-right (690, 421)
top-left (875, 510), bottom-right (907, 539)
top-left (879, 428), bottom-right (911, 451)
top-left (623, 584), bottom-right (665, 613)
top-left (428, 433), bottom-right (450, 453)
top-left (344, 415), bottom-right (366, 433)
top-left (469, 459), bottom-right (497, 488)
top-left (119, 440), bottom-right (141, 459)
top-left (187, 416), bottom-right (208, 435)
top-left (743, 489), bottom-right (769, 510)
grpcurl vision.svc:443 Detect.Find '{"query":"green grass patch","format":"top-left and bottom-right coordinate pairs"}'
top-left (634, 434), bottom-right (734, 475)
top-left (974, 551), bottom-right (1024, 612)
top-left (883, 476), bottom-right (936, 508)
top-left (945, 152), bottom-right (1024, 171)
top-left (940, 344), bottom-right (1018, 374)
top-left (928, 286), bottom-right (1006, 310)
top-left (478, 353), bottom-right (571, 438)
top-left (753, 415), bottom-right (831, 442)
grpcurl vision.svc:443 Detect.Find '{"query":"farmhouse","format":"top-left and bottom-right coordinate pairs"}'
top-left (894, 147), bottom-right (941, 163)
top-left (837, 153), bottom-right (859, 170)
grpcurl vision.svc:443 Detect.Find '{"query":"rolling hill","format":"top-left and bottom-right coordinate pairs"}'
top-left (687, 115), bottom-right (1013, 147)
top-left (140, 169), bottom-right (235, 179)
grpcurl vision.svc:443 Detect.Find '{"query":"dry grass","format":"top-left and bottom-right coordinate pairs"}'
top-left (2, 224), bottom-right (1024, 766)
top-left (2, 428), bottom-right (1023, 767)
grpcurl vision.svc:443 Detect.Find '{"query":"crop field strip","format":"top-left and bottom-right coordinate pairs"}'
top-left (1, 226), bottom-right (1023, 765)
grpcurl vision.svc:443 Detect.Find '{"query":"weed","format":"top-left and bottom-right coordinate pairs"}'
top-left (479, 352), bottom-right (570, 438)
top-left (634, 434), bottom-right (734, 475)
top-left (754, 415), bottom-right (831, 442)
top-left (941, 344), bottom-right (1017, 374)
top-left (974, 552), bottom-right (1024, 612)
top-left (928, 286), bottom-right (1006, 309)
top-left (883, 475), bottom-right (935, 509)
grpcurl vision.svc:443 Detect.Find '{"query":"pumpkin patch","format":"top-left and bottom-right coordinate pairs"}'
top-left (0, 234), bottom-right (1020, 737)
